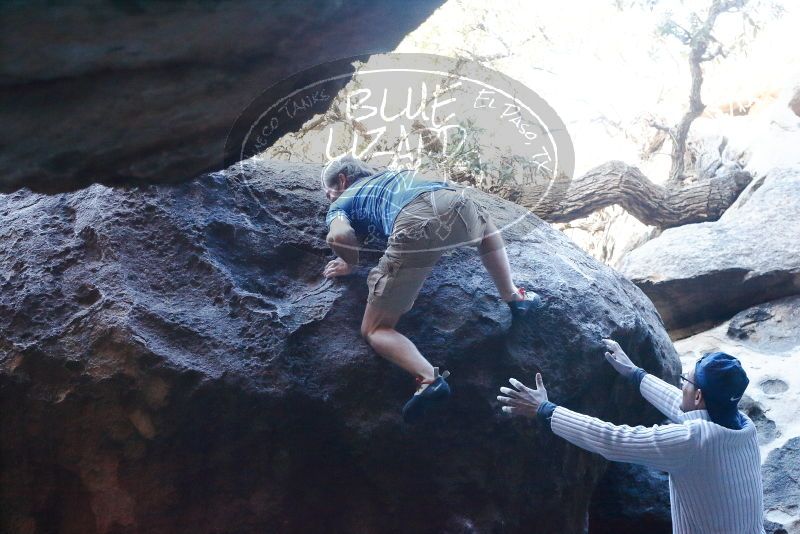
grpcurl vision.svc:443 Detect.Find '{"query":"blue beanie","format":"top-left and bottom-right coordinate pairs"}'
top-left (694, 352), bottom-right (749, 430)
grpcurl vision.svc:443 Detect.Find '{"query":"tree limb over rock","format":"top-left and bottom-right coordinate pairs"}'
top-left (492, 160), bottom-right (752, 229)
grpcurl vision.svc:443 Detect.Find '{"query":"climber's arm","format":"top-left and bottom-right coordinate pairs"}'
top-left (325, 215), bottom-right (359, 273)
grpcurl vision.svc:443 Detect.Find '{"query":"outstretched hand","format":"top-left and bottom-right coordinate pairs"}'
top-left (323, 258), bottom-right (355, 278)
top-left (602, 338), bottom-right (636, 378)
top-left (497, 373), bottom-right (548, 419)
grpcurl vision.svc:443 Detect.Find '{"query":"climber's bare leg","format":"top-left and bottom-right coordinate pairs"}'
top-left (478, 221), bottom-right (523, 302)
top-left (361, 303), bottom-right (435, 381)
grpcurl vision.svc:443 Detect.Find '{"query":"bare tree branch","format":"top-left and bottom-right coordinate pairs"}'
top-left (492, 160), bottom-right (752, 229)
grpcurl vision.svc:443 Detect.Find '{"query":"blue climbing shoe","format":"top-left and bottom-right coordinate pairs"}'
top-left (402, 368), bottom-right (451, 424)
top-left (507, 287), bottom-right (543, 317)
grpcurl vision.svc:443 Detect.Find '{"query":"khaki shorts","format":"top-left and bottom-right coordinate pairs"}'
top-left (367, 188), bottom-right (491, 314)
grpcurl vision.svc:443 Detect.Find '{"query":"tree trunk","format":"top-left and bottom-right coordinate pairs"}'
top-left (492, 160), bottom-right (752, 229)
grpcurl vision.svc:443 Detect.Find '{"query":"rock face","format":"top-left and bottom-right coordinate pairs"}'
top-left (588, 463), bottom-right (671, 534)
top-left (763, 438), bottom-right (800, 532)
top-left (0, 159), bottom-right (679, 533)
top-left (0, 0), bottom-right (443, 194)
top-left (764, 520), bottom-right (790, 534)
top-left (739, 395), bottom-right (780, 447)
top-left (619, 167), bottom-right (800, 336)
top-left (727, 296), bottom-right (800, 354)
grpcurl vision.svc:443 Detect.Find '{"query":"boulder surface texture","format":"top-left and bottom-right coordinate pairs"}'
top-left (0, 159), bottom-right (679, 533)
top-left (763, 437), bottom-right (800, 533)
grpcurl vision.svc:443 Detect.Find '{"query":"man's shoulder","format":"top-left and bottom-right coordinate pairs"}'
top-left (652, 417), bottom-right (706, 446)
top-left (326, 190), bottom-right (356, 221)
top-left (685, 413), bottom-right (759, 442)
top-left (327, 194), bottom-right (349, 212)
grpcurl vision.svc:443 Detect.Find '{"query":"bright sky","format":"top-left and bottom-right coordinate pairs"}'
top-left (395, 0), bottom-right (800, 179)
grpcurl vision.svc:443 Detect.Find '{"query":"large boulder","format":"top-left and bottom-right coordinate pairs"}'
top-left (619, 167), bottom-right (800, 337)
top-left (0, 0), bottom-right (442, 194)
top-left (0, 159), bottom-right (679, 533)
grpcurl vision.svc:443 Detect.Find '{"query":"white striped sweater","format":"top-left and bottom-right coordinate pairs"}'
top-left (550, 374), bottom-right (764, 533)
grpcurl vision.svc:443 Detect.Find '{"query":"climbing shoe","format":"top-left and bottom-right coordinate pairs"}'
top-left (402, 367), bottom-right (451, 424)
top-left (507, 287), bottom-right (543, 317)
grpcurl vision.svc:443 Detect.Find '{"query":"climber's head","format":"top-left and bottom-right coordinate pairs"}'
top-left (680, 352), bottom-right (749, 430)
top-left (322, 154), bottom-right (375, 201)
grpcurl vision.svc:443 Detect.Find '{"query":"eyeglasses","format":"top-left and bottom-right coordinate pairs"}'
top-left (680, 374), bottom-right (698, 388)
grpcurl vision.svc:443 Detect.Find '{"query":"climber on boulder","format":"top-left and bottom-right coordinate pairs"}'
top-left (322, 154), bottom-right (542, 423)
